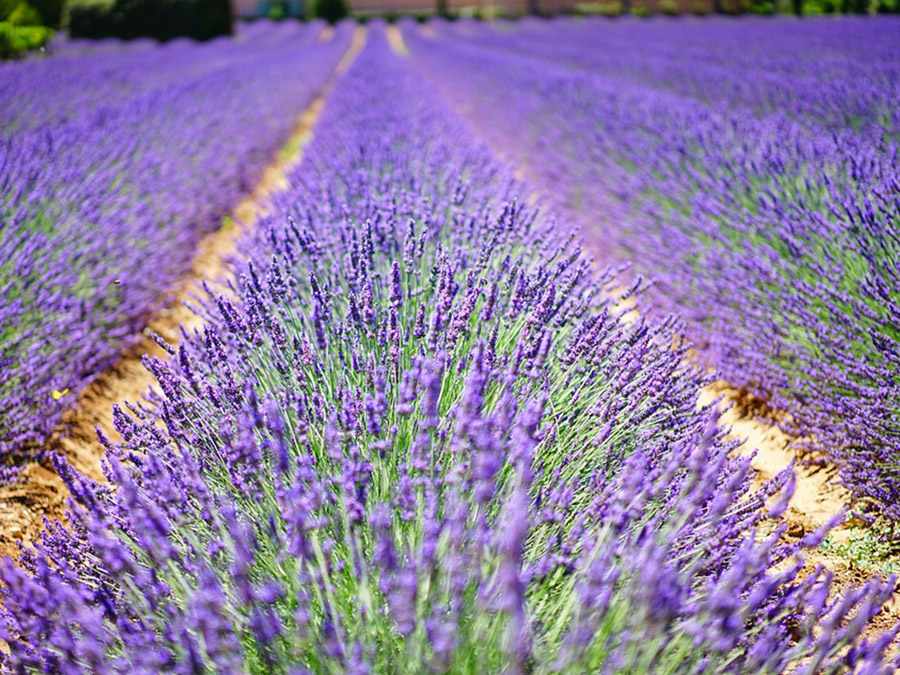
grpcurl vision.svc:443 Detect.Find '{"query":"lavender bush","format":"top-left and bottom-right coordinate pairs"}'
top-left (0, 21), bottom-right (353, 478)
top-left (2, 27), bottom-right (896, 673)
top-left (404, 18), bottom-right (900, 524)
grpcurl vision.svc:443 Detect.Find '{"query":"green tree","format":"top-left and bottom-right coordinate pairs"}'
top-left (311, 0), bottom-right (347, 22)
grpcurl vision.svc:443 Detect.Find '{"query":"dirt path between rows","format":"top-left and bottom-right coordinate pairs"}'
top-left (0, 25), bottom-right (368, 563)
top-left (700, 384), bottom-right (900, 635)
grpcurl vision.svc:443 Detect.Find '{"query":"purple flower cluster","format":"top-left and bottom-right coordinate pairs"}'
top-left (0, 21), bottom-right (353, 476)
top-left (2, 25), bottom-right (896, 672)
top-left (404, 17), bottom-right (900, 523)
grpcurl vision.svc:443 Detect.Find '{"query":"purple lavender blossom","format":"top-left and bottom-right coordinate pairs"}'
top-left (403, 16), bottom-right (900, 524)
top-left (0, 21), bottom-right (354, 474)
top-left (0, 21), bottom-right (896, 675)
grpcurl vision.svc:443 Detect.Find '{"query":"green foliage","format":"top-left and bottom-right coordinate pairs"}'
top-left (574, 1), bottom-right (624, 15)
top-left (821, 526), bottom-right (900, 576)
top-left (0, 0), bottom-right (16, 20)
top-left (658, 0), bottom-right (680, 14)
top-left (67, 0), bottom-right (232, 41)
top-left (0, 0), bottom-right (65, 27)
top-left (0, 0), bottom-right (60, 64)
top-left (311, 0), bottom-right (347, 22)
top-left (0, 19), bottom-right (52, 57)
top-left (0, 19), bottom-right (51, 55)
top-left (740, 0), bottom-right (776, 13)
top-left (30, 0), bottom-right (63, 25)
top-left (7, 1), bottom-right (41, 24)
top-left (260, 0), bottom-right (304, 20)
top-left (64, 0), bottom-right (110, 39)
top-left (0, 0), bottom-right (61, 25)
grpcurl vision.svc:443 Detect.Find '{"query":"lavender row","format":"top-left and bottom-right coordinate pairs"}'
top-left (404, 18), bottom-right (900, 524)
top-left (42, 19), bottom-right (325, 62)
top-left (426, 17), bottom-right (900, 140)
top-left (3, 25), bottom-right (896, 672)
top-left (0, 20), bottom-right (330, 133)
top-left (0, 23), bottom-right (353, 477)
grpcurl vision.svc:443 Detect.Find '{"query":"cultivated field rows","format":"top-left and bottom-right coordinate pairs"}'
top-left (402, 15), bottom-right (900, 566)
top-left (1, 16), bottom-right (899, 673)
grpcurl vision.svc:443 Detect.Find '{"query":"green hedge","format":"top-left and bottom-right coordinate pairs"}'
top-left (0, 21), bottom-right (52, 57)
top-left (1, 0), bottom-right (61, 25)
top-left (311, 0), bottom-right (348, 22)
top-left (29, 0), bottom-right (63, 25)
top-left (0, 0), bottom-right (54, 57)
top-left (67, 0), bottom-right (233, 41)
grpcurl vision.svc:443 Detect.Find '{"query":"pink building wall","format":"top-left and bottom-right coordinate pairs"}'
top-left (233, 0), bottom-right (261, 16)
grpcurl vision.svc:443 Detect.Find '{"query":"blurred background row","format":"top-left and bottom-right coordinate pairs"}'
top-left (2, 0), bottom-right (897, 60)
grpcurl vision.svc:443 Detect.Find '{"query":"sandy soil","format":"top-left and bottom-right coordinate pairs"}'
top-left (318, 25), bottom-right (335, 43)
top-left (0, 26), bottom-right (368, 562)
top-left (699, 383), bottom-right (900, 634)
top-left (387, 24), bottom-right (410, 56)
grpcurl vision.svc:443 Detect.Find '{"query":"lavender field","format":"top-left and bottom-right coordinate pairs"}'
top-left (1, 15), bottom-right (900, 673)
